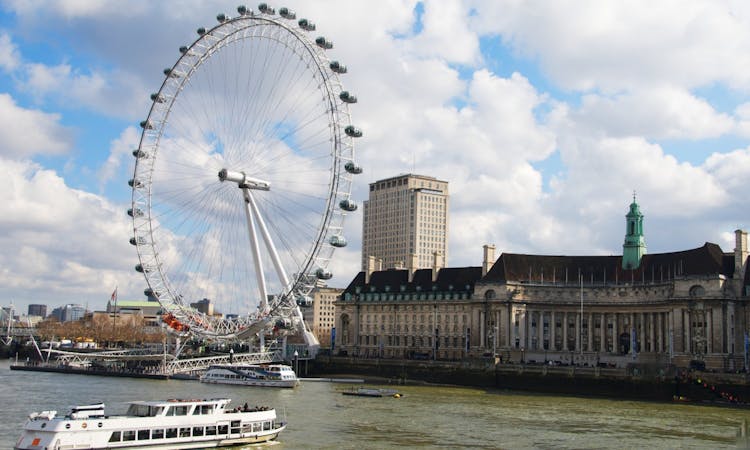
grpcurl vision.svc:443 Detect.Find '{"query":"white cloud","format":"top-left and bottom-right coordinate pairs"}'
top-left (575, 86), bottom-right (735, 140)
top-left (0, 93), bottom-right (73, 158)
top-left (0, 31), bottom-right (20, 71)
top-left (0, 158), bottom-right (143, 306)
top-left (470, 0), bottom-right (750, 92)
top-left (97, 126), bottom-right (139, 193)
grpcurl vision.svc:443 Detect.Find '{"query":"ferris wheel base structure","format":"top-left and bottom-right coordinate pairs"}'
top-left (129, 4), bottom-right (362, 348)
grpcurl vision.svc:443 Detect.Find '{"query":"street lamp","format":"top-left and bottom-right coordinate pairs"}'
top-left (293, 350), bottom-right (299, 375)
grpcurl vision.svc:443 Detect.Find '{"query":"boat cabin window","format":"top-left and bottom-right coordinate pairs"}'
top-left (264, 421), bottom-right (272, 431)
top-left (108, 431), bottom-right (121, 442)
top-left (193, 426), bottom-right (204, 436)
top-left (193, 404), bottom-right (214, 415)
top-left (206, 425), bottom-right (217, 436)
top-left (218, 424), bottom-right (229, 434)
top-left (180, 427), bottom-right (191, 437)
top-left (137, 430), bottom-right (149, 440)
top-left (166, 428), bottom-right (178, 438)
top-left (127, 404), bottom-right (164, 417)
top-left (165, 405), bottom-right (189, 416)
top-left (123, 430), bottom-right (136, 441)
top-left (152, 429), bottom-right (164, 439)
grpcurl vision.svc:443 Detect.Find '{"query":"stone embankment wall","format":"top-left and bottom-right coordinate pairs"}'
top-left (309, 357), bottom-right (750, 404)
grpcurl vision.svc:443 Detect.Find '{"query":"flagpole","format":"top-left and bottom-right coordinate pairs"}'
top-left (111, 286), bottom-right (118, 338)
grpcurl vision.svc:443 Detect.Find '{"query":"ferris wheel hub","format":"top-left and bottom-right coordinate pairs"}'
top-left (218, 168), bottom-right (270, 191)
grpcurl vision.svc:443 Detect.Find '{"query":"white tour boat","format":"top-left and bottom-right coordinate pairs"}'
top-left (201, 364), bottom-right (299, 388)
top-left (14, 398), bottom-right (285, 449)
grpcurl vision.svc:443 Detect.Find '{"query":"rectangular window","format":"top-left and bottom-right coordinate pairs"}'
top-left (179, 427), bottom-right (191, 437)
top-left (218, 425), bottom-right (229, 434)
top-left (108, 431), bottom-right (121, 442)
top-left (152, 429), bottom-right (164, 439)
top-left (205, 426), bottom-right (217, 436)
top-left (166, 428), bottom-right (178, 438)
top-left (137, 429), bottom-right (150, 440)
top-left (123, 430), bottom-right (136, 441)
top-left (193, 427), bottom-right (204, 436)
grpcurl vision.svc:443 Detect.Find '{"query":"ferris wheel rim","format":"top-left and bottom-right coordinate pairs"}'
top-left (129, 7), bottom-right (359, 339)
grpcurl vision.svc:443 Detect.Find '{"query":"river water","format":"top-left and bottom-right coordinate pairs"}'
top-left (2, 359), bottom-right (750, 449)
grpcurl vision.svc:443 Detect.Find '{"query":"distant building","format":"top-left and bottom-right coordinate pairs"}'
top-left (50, 304), bottom-right (86, 322)
top-left (336, 199), bottom-right (750, 371)
top-left (307, 287), bottom-right (342, 348)
top-left (190, 298), bottom-right (215, 316)
top-left (27, 304), bottom-right (47, 318)
top-left (362, 173), bottom-right (449, 272)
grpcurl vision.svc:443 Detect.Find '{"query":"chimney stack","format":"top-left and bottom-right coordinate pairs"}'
top-left (366, 255), bottom-right (377, 284)
top-left (482, 244), bottom-right (496, 276)
top-left (432, 251), bottom-right (443, 282)
top-left (407, 253), bottom-right (418, 283)
top-left (735, 229), bottom-right (748, 281)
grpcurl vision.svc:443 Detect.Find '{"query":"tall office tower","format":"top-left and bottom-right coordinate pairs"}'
top-left (362, 174), bottom-right (449, 271)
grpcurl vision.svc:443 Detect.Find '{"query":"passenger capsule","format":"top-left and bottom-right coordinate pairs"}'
top-left (144, 288), bottom-right (159, 298)
top-left (296, 295), bottom-right (313, 307)
top-left (129, 236), bottom-right (147, 246)
top-left (339, 91), bottom-right (357, 103)
top-left (135, 263), bottom-right (151, 273)
top-left (344, 161), bottom-right (363, 174)
top-left (298, 18), bottom-right (316, 31)
top-left (315, 268), bottom-right (333, 280)
top-left (132, 149), bottom-right (148, 159)
top-left (128, 178), bottom-right (143, 188)
top-left (237, 5), bottom-right (250, 15)
top-left (139, 120), bottom-right (153, 130)
top-left (339, 199), bottom-right (358, 212)
top-left (127, 208), bottom-right (144, 218)
top-left (329, 235), bottom-right (347, 247)
top-left (150, 93), bottom-right (166, 103)
top-left (315, 36), bottom-right (333, 49)
top-left (280, 7), bottom-right (295, 19)
top-left (197, 27), bottom-right (207, 35)
top-left (179, 46), bottom-right (189, 54)
top-left (217, 13), bottom-right (229, 22)
top-left (258, 3), bottom-right (275, 14)
top-left (275, 318), bottom-right (292, 329)
top-left (163, 68), bottom-right (182, 78)
top-left (329, 61), bottom-right (347, 74)
top-left (344, 125), bottom-right (362, 138)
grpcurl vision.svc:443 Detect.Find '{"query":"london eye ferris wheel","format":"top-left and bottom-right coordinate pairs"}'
top-left (128, 4), bottom-right (362, 343)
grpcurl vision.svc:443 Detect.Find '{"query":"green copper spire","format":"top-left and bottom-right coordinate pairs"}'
top-left (622, 192), bottom-right (646, 270)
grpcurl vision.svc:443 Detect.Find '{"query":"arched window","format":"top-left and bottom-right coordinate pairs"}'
top-left (689, 285), bottom-right (705, 298)
top-left (484, 290), bottom-right (496, 300)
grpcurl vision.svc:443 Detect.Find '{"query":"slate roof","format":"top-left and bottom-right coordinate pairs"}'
top-left (343, 266), bottom-right (483, 295)
top-left (481, 243), bottom-right (734, 284)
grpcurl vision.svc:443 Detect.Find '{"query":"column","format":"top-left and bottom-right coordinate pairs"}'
top-left (562, 312), bottom-right (568, 351)
top-left (684, 309), bottom-right (691, 354)
top-left (612, 313), bottom-right (620, 354)
top-left (575, 314), bottom-right (581, 352)
top-left (495, 310), bottom-right (501, 349)
top-left (550, 311), bottom-right (556, 351)
top-left (649, 313), bottom-right (655, 352)
top-left (588, 312), bottom-right (593, 352)
top-left (519, 310), bottom-right (526, 349)
top-left (600, 313), bottom-right (606, 352)
top-left (657, 312), bottom-right (664, 353)
top-left (506, 303), bottom-right (512, 348)
top-left (479, 311), bottom-right (486, 349)
top-left (538, 311), bottom-right (544, 350)
top-left (706, 309), bottom-right (712, 354)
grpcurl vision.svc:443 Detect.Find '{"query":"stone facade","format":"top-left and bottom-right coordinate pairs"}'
top-left (336, 228), bottom-right (750, 371)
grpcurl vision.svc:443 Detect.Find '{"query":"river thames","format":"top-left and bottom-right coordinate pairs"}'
top-left (2, 360), bottom-right (750, 449)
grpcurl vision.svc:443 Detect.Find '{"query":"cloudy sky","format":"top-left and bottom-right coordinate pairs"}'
top-left (1, 0), bottom-right (749, 314)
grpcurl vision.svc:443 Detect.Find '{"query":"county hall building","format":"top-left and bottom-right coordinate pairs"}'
top-left (334, 199), bottom-right (750, 371)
